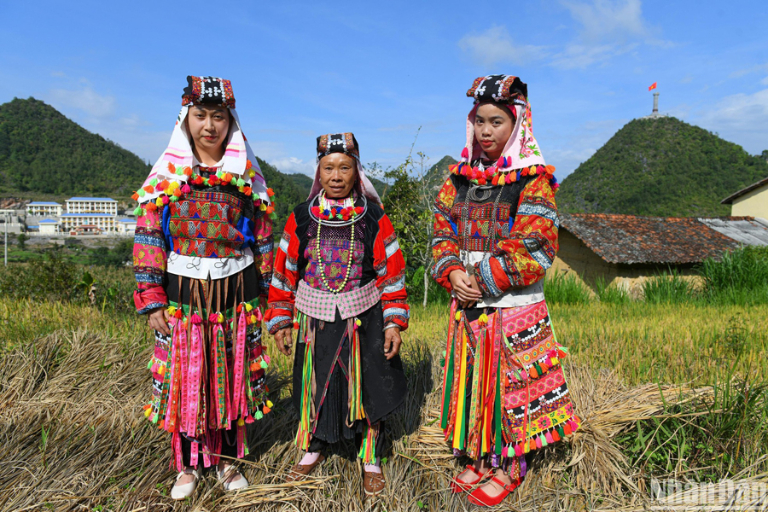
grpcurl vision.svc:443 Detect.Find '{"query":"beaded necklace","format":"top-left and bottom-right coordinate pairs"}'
top-left (315, 192), bottom-right (357, 293)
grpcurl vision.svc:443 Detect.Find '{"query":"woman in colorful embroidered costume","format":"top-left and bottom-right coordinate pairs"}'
top-left (132, 76), bottom-right (274, 500)
top-left (432, 75), bottom-right (580, 506)
top-left (265, 133), bottom-right (408, 497)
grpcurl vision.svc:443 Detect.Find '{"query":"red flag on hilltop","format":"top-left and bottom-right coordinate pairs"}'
top-left (648, 82), bottom-right (657, 91)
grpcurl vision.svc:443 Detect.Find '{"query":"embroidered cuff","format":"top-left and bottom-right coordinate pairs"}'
top-left (134, 287), bottom-right (168, 314)
top-left (474, 257), bottom-right (503, 298)
top-left (266, 315), bottom-right (292, 335)
top-left (383, 306), bottom-right (409, 331)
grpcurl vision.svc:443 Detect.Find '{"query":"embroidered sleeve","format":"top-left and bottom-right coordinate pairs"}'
top-left (133, 208), bottom-right (169, 314)
top-left (473, 174), bottom-right (559, 296)
top-left (431, 176), bottom-right (465, 292)
top-left (373, 213), bottom-right (409, 331)
top-left (265, 213), bottom-right (300, 334)
top-left (251, 208), bottom-right (273, 307)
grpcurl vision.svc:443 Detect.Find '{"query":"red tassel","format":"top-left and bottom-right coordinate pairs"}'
top-left (174, 308), bottom-right (183, 319)
top-left (143, 185), bottom-right (154, 193)
top-left (552, 429), bottom-right (561, 442)
top-left (564, 423), bottom-right (572, 436)
top-left (183, 166), bottom-right (193, 177)
top-left (167, 162), bottom-right (175, 173)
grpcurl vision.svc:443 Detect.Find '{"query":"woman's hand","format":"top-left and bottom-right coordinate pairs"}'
top-left (449, 270), bottom-right (483, 308)
top-left (147, 307), bottom-right (171, 336)
top-left (274, 327), bottom-right (294, 356)
top-left (383, 327), bottom-right (402, 360)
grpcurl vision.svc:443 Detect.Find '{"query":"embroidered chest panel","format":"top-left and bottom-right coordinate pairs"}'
top-left (450, 176), bottom-right (532, 253)
top-left (169, 190), bottom-right (246, 258)
top-left (303, 219), bottom-right (366, 293)
top-left (451, 198), bottom-right (513, 252)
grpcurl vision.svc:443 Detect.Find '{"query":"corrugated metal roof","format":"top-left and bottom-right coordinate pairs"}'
top-left (560, 213), bottom-right (741, 264)
top-left (698, 217), bottom-right (768, 246)
top-left (27, 202), bottom-right (62, 206)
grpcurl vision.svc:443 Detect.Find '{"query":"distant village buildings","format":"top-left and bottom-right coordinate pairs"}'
top-left (26, 201), bottom-right (64, 217)
top-left (22, 197), bottom-right (136, 236)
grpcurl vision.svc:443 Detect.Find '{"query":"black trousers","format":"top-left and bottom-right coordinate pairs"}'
top-left (307, 421), bottom-right (387, 458)
top-left (181, 426), bottom-right (238, 468)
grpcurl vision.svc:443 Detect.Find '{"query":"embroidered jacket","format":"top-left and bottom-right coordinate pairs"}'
top-left (265, 197), bottom-right (409, 333)
top-left (133, 180), bottom-right (273, 314)
top-left (431, 169), bottom-right (559, 297)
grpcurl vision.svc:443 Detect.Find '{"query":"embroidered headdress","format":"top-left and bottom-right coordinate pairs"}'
top-left (133, 76), bottom-right (272, 216)
top-left (308, 132), bottom-right (382, 205)
top-left (451, 74), bottom-right (557, 188)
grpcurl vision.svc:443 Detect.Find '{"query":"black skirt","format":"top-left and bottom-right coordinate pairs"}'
top-left (292, 302), bottom-right (407, 444)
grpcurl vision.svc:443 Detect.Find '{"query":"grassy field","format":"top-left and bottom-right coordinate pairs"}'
top-left (1, 270), bottom-right (767, 511)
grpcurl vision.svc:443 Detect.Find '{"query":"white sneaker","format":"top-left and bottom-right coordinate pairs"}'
top-left (218, 465), bottom-right (249, 491)
top-left (171, 468), bottom-right (199, 500)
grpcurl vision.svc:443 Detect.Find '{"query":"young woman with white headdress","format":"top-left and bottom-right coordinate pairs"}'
top-left (132, 76), bottom-right (274, 500)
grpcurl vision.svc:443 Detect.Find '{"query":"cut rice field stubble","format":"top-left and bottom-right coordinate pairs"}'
top-left (1, 297), bottom-right (767, 511)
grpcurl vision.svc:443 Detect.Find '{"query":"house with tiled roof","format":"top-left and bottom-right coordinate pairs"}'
top-left (551, 213), bottom-right (768, 295)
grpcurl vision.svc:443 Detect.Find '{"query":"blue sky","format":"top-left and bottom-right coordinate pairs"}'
top-left (1, 0), bottom-right (766, 180)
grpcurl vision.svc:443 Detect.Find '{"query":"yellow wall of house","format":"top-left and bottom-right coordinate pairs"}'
top-left (731, 184), bottom-right (768, 219)
top-left (548, 230), bottom-right (703, 298)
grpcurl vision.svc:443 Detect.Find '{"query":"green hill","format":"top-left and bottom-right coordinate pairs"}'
top-left (556, 116), bottom-right (768, 217)
top-left (0, 97), bottom-right (151, 200)
top-left (423, 155), bottom-right (458, 189)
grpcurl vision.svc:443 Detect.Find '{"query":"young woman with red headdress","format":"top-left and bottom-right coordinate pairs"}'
top-left (432, 75), bottom-right (581, 506)
top-left (132, 76), bottom-right (274, 500)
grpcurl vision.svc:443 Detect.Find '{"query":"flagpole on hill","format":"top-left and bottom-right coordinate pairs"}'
top-left (649, 82), bottom-right (659, 117)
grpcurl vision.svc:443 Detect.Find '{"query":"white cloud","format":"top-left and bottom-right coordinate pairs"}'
top-left (458, 26), bottom-right (549, 67)
top-left (269, 156), bottom-right (316, 176)
top-left (458, 1), bottom-right (665, 70)
top-left (695, 88), bottom-right (768, 154)
top-left (561, 0), bottom-right (649, 42)
top-left (48, 85), bottom-right (115, 118)
top-left (550, 42), bottom-right (637, 70)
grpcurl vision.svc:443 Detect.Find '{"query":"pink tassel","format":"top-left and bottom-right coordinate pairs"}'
top-left (208, 313), bottom-right (218, 323)
top-left (181, 184), bottom-right (191, 194)
top-left (514, 443), bottom-right (523, 457)
top-left (497, 157), bottom-right (505, 168)
top-left (461, 147), bottom-right (469, 159)
top-left (161, 195), bottom-right (170, 205)
top-left (545, 431), bottom-right (554, 444)
top-left (190, 313), bottom-right (203, 325)
top-left (186, 322), bottom-right (204, 434)
top-left (237, 422), bottom-right (245, 458)
top-left (535, 436), bottom-right (542, 449)
top-left (501, 446), bottom-right (508, 458)
top-left (190, 440), bottom-right (198, 468)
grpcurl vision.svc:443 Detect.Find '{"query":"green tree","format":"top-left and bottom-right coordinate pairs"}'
top-left (16, 233), bottom-right (29, 251)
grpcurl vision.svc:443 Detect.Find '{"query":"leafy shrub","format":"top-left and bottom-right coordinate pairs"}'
top-left (595, 276), bottom-right (630, 305)
top-left (699, 246), bottom-right (768, 305)
top-left (642, 268), bottom-right (694, 304)
top-left (544, 271), bottom-right (592, 305)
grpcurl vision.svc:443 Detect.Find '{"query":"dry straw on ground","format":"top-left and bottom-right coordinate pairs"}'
top-left (1, 327), bottom-right (765, 511)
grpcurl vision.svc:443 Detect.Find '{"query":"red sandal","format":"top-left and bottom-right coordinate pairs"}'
top-left (450, 464), bottom-right (492, 493)
top-left (467, 476), bottom-right (522, 506)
